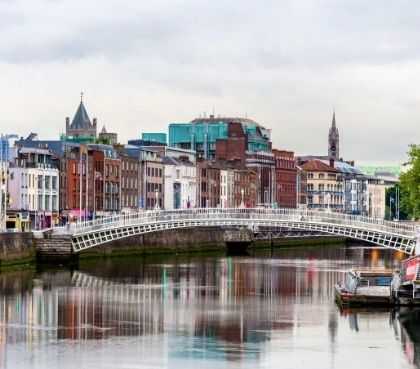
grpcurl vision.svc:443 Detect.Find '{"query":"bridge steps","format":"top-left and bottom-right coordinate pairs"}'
top-left (35, 236), bottom-right (74, 262)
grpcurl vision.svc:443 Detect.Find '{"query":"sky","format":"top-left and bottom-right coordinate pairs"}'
top-left (1, 0), bottom-right (420, 165)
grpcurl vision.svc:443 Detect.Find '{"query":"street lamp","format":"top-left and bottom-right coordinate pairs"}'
top-left (240, 188), bottom-right (245, 208)
top-left (154, 188), bottom-right (160, 210)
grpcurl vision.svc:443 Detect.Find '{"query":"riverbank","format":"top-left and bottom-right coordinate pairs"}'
top-left (0, 228), bottom-right (348, 269)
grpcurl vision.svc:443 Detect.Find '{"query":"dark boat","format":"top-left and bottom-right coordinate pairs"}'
top-left (335, 270), bottom-right (394, 306)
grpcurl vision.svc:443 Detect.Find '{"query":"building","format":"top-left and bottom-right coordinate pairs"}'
top-left (98, 126), bottom-right (118, 145)
top-left (334, 161), bottom-right (367, 215)
top-left (220, 168), bottom-right (257, 208)
top-left (8, 147), bottom-right (60, 228)
top-left (0, 136), bottom-right (9, 232)
top-left (296, 165), bottom-right (307, 208)
top-left (246, 151), bottom-right (276, 206)
top-left (142, 133), bottom-right (167, 145)
top-left (163, 156), bottom-right (196, 210)
top-left (62, 144), bottom-right (121, 220)
top-left (116, 147), bottom-right (141, 212)
top-left (169, 116), bottom-right (272, 160)
top-left (197, 161), bottom-right (221, 208)
top-left (328, 112), bottom-right (340, 160)
top-left (366, 176), bottom-right (388, 219)
top-left (137, 147), bottom-right (164, 209)
top-left (64, 95), bottom-right (97, 142)
top-left (301, 159), bottom-right (344, 211)
top-left (273, 149), bottom-right (297, 208)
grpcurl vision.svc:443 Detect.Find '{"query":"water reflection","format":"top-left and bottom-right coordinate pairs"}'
top-left (0, 246), bottom-right (417, 368)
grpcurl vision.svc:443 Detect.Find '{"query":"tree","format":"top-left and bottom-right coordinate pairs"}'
top-left (399, 144), bottom-right (420, 220)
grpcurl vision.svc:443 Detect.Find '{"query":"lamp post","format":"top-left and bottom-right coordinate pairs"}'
top-left (240, 188), bottom-right (245, 208)
top-left (154, 188), bottom-right (160, 210)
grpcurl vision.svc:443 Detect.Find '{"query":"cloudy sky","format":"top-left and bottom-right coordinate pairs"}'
top-left (1, 0), bottom-right (420, 165)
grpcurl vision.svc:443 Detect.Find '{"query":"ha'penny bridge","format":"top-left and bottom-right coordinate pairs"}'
top-left (39, 208), bottom-right (419, 257)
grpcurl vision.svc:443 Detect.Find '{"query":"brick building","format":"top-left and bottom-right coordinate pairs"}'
top-left (273, 149), bottom-right (297, 208)
top-left (62, 144), bottom-right (121, 220)
top-left (116, 147), bottom-right (141, 211)
top-left (197, 161), bottom-right (220, 208)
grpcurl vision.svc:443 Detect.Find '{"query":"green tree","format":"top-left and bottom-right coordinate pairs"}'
top-left (400, 144), bottom-right (420, 220)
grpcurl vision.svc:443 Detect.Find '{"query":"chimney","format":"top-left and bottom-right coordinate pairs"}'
top-left (92, 118), bottom-right (97, 128)
top-left (329, 158), bottom-right (335, 168)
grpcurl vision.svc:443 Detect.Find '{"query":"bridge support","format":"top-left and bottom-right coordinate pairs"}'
top-left (35, 235), bottom-right (76, 263)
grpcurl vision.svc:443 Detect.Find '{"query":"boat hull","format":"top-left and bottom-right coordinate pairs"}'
top-left (335, 284), bottom-right (392, 306)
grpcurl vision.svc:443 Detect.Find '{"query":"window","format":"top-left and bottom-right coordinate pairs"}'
top-left (38, 175), bottom-right (43, 189)
top-left (45, 176), bottom-right (50, 190)
top-left (38, 195), bottom-right (43, 210)
top-left (319, 173), bottom-right (325, 179)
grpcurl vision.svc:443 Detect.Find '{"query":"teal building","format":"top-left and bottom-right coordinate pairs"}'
top-left (169, 117), bottom-right (271, 159)
top-left (142, 133), bottom-right (167, 145)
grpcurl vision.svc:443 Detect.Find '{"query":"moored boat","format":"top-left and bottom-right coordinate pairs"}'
top-left (391, 255), bottom-right (420, 306)
top-left (335, 270), bottom-right (394, 306)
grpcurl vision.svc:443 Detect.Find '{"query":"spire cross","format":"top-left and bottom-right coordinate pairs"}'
top-left (80, 92), bottom-right (84, 103)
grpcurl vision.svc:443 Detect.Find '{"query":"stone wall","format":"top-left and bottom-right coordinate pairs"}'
top-left (0, 232), bottom-right (35, 267)
top-left (79, 227), bottom-right (237, 258)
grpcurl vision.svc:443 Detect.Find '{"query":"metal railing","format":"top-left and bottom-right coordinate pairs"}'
top-left (54, 208), bottom-right (417, 239)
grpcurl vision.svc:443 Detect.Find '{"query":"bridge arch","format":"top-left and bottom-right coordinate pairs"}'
top-left (53, 208), bottom-right (418, 255)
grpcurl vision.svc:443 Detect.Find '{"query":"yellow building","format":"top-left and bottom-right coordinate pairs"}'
top-left (301, 160), bottom-right (344, 211)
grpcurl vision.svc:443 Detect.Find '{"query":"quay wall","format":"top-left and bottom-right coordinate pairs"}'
top-left (0, 228), bottom-right (347, 267)
top-left (0, 232), bottom-right (36, 267)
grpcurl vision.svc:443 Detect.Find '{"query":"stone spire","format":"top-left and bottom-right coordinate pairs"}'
top-left (328, 111), bottom-right (339, 160)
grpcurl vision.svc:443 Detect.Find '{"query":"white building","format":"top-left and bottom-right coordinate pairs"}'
top-left (163, 156), bottom-right (197, 210)
top-left (220, 169), bottom-right (234, 208)
top-left (365, 176), bottom-right (389, 219)
top-left (8, 147), bottom-right (59, 229)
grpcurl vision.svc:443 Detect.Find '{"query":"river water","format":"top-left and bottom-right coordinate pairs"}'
top-left (0, 245), bottom-right (419, 369)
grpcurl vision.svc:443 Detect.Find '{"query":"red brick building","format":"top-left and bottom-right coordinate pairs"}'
top-left (233, 169), bottom-right (257, 208)
top-left (197, 160), bottom-right (221, 208)
top-left (215, 122), bottom-right (247, 166)
top-left (62, 144), bottom-right (121, 219)
top-left (273, 149), bottom-right (297, 208)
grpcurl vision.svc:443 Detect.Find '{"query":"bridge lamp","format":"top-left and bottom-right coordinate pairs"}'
top-left (240, 188), bottom-right (245, 208)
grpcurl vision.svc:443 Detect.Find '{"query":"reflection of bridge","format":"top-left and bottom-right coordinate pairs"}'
top-left (50, 208), bottom-right (419, 255)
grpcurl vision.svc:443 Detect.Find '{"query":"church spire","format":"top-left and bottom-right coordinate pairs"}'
top-left (328, 111), bottom-right (339, 160)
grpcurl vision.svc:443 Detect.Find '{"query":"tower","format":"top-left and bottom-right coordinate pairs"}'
top-left (65, 93), bottom-right (97, 141)
top-left (328, 111), bottom-right (339, 160)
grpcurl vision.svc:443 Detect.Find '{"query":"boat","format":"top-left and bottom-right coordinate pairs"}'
top-left (391, 255), bottom-right (420, 306)
top-left (335, 269), bottom-right (394, 306)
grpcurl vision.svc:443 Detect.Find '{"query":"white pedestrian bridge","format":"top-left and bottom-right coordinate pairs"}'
top-left (52, 208), bottom-right (419, 255)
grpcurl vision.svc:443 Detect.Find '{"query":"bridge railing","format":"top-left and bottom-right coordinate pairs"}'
top-left (62, 208), bottom-right (416, 238)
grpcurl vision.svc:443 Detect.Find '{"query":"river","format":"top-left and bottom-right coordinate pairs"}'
top-left (0, 245), bottom-right (419, 369)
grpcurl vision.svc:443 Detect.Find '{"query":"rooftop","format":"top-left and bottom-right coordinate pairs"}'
top-left (301, 160), bottom-right (338, 173)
